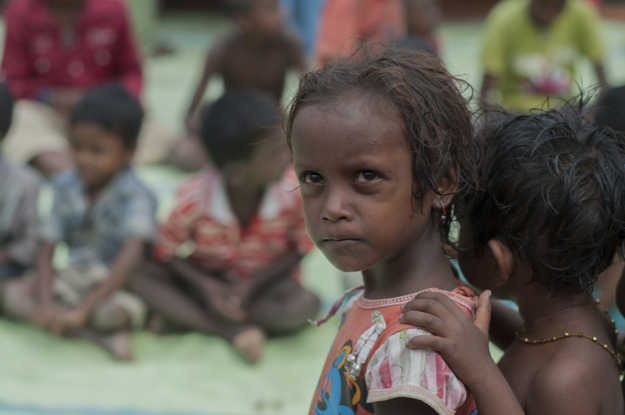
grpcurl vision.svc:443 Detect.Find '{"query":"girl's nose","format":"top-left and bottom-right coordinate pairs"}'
top-left (320, 188), bottom-right (351, 222)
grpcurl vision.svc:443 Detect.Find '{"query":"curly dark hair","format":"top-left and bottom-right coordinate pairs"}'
top-left (285, 44), bottom-right (479, 242)
top-left (468, 106), bottom-right (625, 293)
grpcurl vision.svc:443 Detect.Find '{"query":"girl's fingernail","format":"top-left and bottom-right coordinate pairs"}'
top-left (400, 304), bottom-right (406, 311)
top-left (405, 340), bottom-right (411, 347)
top-left (487, 290), bottom-right (492, 298)
top-left (399, 313), bottom-right (404, 320)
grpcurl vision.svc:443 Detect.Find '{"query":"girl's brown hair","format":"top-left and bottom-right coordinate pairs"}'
top-left (285, 44), bottom-right (479, 242)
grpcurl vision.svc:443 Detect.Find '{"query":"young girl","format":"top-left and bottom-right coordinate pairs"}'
top-left (287, 46), bottom-right (480, 415)
top-left (399, 108), bottom-right (625, 414)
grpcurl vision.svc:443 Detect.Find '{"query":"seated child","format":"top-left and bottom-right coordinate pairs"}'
top-left (400, 107), bottom-right (624, 414)
top-left (130, 91), bottom-right (320, 364)
top-left (0, 84), bottom-right (42, 280)
top-left (397, 0), bottom-right (442, 56)
top-left (0, 85), bottom-right (157, 361)
top-left (287, 45), bottom-right (480, 414)
top-left (171, 0), bottom-right (303, 171)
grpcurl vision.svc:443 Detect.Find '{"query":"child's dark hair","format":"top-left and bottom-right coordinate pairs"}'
top-left (71, 84), bottom-right (144, 148)
top-left (200, 91), bottom-right (280, 168)
top-left (0, 84), bottom-right (14, 138)
top-left (285, 44), bottom-right (478, 242)
top-left (468, 106), bottom-right (625, 293)
top-left (594, 85), bottom-right (625, 134)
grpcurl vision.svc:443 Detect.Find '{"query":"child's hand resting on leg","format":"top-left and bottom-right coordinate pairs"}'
top-left (51, 307), bottom-right (89, 335)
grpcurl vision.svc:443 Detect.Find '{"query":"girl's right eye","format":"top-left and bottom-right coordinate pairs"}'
top-left (301, 172), bottom-right (324, 184)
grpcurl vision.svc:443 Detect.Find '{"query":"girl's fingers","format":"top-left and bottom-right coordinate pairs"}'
top-left (399, 310), bottom-right (451, 337)
top-left (406, 333), bottom-right (450, 355)
top-left (474, 290), bottom-right (492, 337)
top-left (402, 291), bottom-right (466, 319)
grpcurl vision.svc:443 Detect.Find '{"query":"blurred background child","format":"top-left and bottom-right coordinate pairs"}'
top-left (131, 91), bottom-right (319, 364)
top-left (0, 86), bottom-right (157, 360)
top-left (592, 86), bottom-right (625, 323)
top-left (314, 0), bottom-right (405, 66)
top-left (0, 84), bottom-right (42, 281)
top-left (0, 0), bottom-right (177, 178)
top-left (480, 0), bottom-right (607, 111)
top-left (172, 0), bottom-right (303, 172)
top-left (398, 0), bottom-right (442, 56)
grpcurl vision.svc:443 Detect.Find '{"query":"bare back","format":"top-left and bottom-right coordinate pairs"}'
top-left (216, 33), bottom-right (302, 102)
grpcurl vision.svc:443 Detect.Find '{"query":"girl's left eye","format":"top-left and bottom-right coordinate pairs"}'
top-left (355, 171), bottom-right (380, 182)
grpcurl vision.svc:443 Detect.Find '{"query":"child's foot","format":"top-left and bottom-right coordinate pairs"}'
top-left (232, 326), bottom-right (265, 364)
top-left (79, 329), bottom-right (134, 361)
top-left (103, 331), bottom-right (133, 361)
top-left (147, 314), bottom-right (179, 335)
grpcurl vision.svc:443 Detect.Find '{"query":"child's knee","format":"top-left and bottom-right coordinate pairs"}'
top-left (1, 278), bottom-right (37, 320)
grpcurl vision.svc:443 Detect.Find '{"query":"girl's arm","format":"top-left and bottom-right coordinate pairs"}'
top-left (399, 291), bottom-right (525, 415)
top-left (184, 42), bottom-right (225, 132)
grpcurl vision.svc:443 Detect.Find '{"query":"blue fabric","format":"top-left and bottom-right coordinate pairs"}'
top-left (40, 168), bottom-right (157, 267)
top-left (280, 0), bottom-right (326, 60)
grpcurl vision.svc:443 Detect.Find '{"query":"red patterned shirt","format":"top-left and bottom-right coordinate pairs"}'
top-left (1, 0), bottom-right (142, 100)
top-left (153, 167), bottom-right (313, 279)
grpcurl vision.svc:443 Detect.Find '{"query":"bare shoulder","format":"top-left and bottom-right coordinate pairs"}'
top-left (527, 344), bottom-right (622, 415)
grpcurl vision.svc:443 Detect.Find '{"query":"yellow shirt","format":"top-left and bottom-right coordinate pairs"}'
top-left (481, 0), bottom-right (604, 111)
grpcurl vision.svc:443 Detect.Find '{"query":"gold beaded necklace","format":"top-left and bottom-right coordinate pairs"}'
top-left (515, 299), bottom-right (622, 370)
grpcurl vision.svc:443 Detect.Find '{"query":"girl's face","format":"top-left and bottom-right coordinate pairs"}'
top-left (290, 96), bottom-right (438, 272)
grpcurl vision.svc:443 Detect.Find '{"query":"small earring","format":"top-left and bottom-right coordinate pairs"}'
top-left (437, 199), bottom-right (447, 222)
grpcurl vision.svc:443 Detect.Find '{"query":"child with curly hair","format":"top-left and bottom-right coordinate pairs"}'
top-left (400, 107), bottom-right (624, 414)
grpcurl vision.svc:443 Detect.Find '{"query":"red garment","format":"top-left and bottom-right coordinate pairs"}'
top-left (152, 167), bottom-right (314, 279)
top-left (1, 0), bottom-right (142, 100)
top-left (310, 286), bottom-right (478, 415)
top-left (315, 0), bottom-right (405, 66)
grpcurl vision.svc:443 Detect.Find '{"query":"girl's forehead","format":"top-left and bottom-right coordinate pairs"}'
top-left (292, 98), bottom-right (403, 141)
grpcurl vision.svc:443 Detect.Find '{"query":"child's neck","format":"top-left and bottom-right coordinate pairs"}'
top-left (516, 283), bottom-right (602, 337)
top-left (240, 31), bottom-right (274, 48)
top-left (226, 182), bottom-right (265, 228)
top-left (361, 229), bottom-right (459, 300)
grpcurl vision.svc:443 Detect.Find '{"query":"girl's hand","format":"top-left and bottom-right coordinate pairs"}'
top-left (399, 290), bottom-right (495, 388)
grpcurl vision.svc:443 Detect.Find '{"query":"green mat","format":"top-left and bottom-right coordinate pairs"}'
top-left (0, 248), bottom-right (343, 415)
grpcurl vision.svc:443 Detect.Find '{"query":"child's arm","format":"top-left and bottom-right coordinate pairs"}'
top-left (52, 238), bottom-right (146, 335)
top-left (488, 298), bottom-right (522, 350)
top-left (399, 291), bottom-right (525, 415)
top-left (33, 242), bottom-right (56, 329)
top-left (226, 247), bottom-right (302, 309)
top-left (3, 176), bottom-right (40, 269)
top-left (184, 42), bottom-right (225, 132)
top-left (373, 398), bottom-right (440, 415)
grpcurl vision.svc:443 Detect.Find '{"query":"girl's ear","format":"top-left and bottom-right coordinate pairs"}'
top-left (435, 168), bottom-right (459, 209)
top-left (487, 240), bottom-right (514, 287)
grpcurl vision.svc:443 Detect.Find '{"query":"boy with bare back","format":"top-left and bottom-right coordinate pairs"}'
top-left (131, 91), bottom-right (320, 364)
top-left (171, 0), bottom-right (304, 171)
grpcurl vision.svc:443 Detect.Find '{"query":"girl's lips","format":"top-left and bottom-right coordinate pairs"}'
top-left (322, 238), bottom-right (362, 246)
